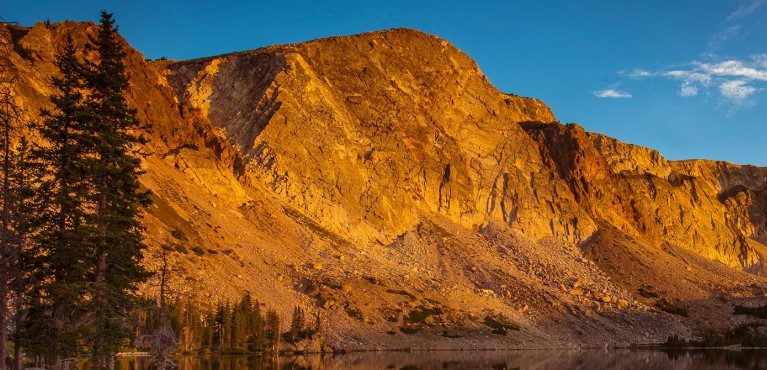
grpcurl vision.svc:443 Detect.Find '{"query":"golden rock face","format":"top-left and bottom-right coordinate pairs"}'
top-left (6, 23), bottom-right (767, 349)
top-left (524, 122), bottom-right (767, 268)
top-left (169, 28), bottom-right (767, 270)
top-left (168, 28), bottom-right (595, 248)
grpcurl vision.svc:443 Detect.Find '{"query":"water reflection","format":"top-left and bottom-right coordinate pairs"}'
top-left (111, 349), bottom-right (767, 370)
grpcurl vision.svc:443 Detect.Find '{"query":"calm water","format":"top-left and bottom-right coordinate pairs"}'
top-left (106, 349), bottom-right (767, 370)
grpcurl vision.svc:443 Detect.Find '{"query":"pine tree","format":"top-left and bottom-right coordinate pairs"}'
top-left (23, 33), bottom-right (93, 367)
top-left (212, 303), bottom-right (225, 350)
top-left (230, 304), bottom-right (239, 350)
top-left (80, 11), bottom-right (152, 368)
top-left (311, 311), bottom-right (321, 340)
top-left (237, 293), bottom-right (253, 349)
top-left (251, 301), bottom-right (264, 351)
top-left (265, 309), bottom-right (280, 352)
top-left (9, 136), bottom-right (37, 370)
top-left (289, 307), bottom-right (305, 343)
top-left (0, 21), bottom-right (22, 370)
top-left (223, 302), bottom-right (235, 352)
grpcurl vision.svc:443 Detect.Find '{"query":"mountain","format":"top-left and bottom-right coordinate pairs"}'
top-left (4, 21), bottom-right (767, 350)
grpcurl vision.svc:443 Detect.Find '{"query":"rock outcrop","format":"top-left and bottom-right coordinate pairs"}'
top-left (4, 22), bottom-right (767, 349)
top-left (167, 28), bottom-right (593, 248)
top-left (523, 122), bottom-right (767, 269)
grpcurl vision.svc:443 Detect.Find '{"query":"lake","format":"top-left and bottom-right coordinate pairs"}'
top-left (108, 349), bottom-right (767, 369)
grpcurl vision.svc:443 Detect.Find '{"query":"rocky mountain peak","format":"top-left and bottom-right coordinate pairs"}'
top-left (5, 21), bottom-right (767, 349)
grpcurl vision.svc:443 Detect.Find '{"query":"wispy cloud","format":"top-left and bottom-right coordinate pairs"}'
top-left (619, 69), bottom-right (654, 79)
top-left (664, 70), bottom-right (712, 84)
top-left (719, 80), bottom-right (760, 100)
top-left (710, 0), bottom-right (764, 52)
top-left (755, 54), bottom-right (767, 68)
top-left (698, 60), bottom-right (767, 80)
top-left (630, 56), bottom-right (767, 102)
top-left (727, 0), bottom-right (765, 21)
top-left (608, 1), bottom-right (766, 111)
top-left (662, 70), bottom-right (712, 97)
top-left (594, 89), bottom-right (632, 98)
top-left (679, 82), bottom-right (699, 97)
top-left (709, 24), bottom-right (742, 51)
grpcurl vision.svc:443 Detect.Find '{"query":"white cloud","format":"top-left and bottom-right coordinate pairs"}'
top-left (698, 60), bottom-right (767, 80)
top-left (594, 89), bottom-right (632, 98)
top-left (726, 0), bottom-right (765, 21)
top-left (753, 54), bottom-right (767, 68)
top-left (709, 24), bottom-right (742, 51)
top-left (709, 0), bottom-right (763, 51)
top-left (623, 69), bottom-right (654, 79)
top-left (627, 55), bottom-right (767, 103)
top-left (679, 82), bottom-right (698, 97)
top-left (719, 80), bottom-right (759, 100)
top-left (616, 2), bottom-right (766, 112)
top-left (664, 70), bottom-right (712, 84)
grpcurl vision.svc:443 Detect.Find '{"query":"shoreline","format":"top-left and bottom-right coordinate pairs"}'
top-left (115, 345), bottom-right (767, 358)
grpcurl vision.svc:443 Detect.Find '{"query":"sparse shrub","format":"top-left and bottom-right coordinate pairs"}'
top-left (171, 228), bottom-right (187, 241)
top-left (483, 315), bottom-right (520, 336)
top-left (638, 286), bottom-right (660, 299)
top-left (399, 325), bottom-right (421, 335)
top-left (385, 289), bottom-right (415, 298)
top-left (174, 244), bottom-right (189, 254)
top-left (380, 307), bottom-right (402, 323)
top-left (664, 334), bottom-right (688, 347)
top-left (441, 331), bottom-right (463, 338)
top-left (733, 304), bottom-right (767, 319)
top-left (667, 323), bottom-right (767, 348)
top-left (344, 305), bottom-right (363, 320)
top-left (190, 245), bottom-right (205, 256)
top-left (405, 305), bottom-right (442, 324)
top-left (655, 299), bottom-right (688, 317)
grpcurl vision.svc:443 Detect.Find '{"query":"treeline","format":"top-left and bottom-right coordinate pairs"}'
top-left (135, 294), bottom-right (321, 354)
top-left (1, 12), bottom-right (324, 370)
top-left (0, 11), bottom-right (152, 370)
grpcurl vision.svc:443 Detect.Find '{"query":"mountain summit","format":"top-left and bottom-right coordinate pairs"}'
top-left (4, 22), bottom-right (767, 349)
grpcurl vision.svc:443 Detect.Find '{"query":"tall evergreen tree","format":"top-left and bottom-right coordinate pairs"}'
top-left (289, 306), bottom-right (305, 343)
top-left (0, 87), bottom-right (12, 370)
top-left (9, 136), bottom-right (37, 370)
top-left (265, 309), bottom-right (280, 352)
top-left (251, 301), bottom-right (264, 350)
top-left (220, 302), bottom-right (232, 352)
top-left (24, 33), bottom-right (93, 367)
top-left (0, 22), bottom-right (20, 370)
top-left (80, 11), bottom-right (151, 368)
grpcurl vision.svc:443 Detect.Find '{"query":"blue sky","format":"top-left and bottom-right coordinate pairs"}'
top-left (3, 1), bottom-right (766, 165)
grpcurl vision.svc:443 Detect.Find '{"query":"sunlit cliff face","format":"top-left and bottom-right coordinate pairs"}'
top-left (5, 22), bottom-right (767, 349)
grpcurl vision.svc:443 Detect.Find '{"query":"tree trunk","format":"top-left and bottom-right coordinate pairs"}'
top-left (12, 142), bottom-right (27, 370)
top-left (0, 276), bottom-right (7, 370)
top-left (0, 93), bottom-right (13, 370)
top-left (12, 345), bottom-right (21, 370)
top-left (94, 249), bottom-right (107, 368)
top-left (96, 250), bottom-right (107, 286)
top-left (93, 179), bottom-right (108, 367)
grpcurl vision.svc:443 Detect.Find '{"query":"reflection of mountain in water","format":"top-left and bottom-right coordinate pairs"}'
top-left (106, 349), bottom-right (767, 370)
